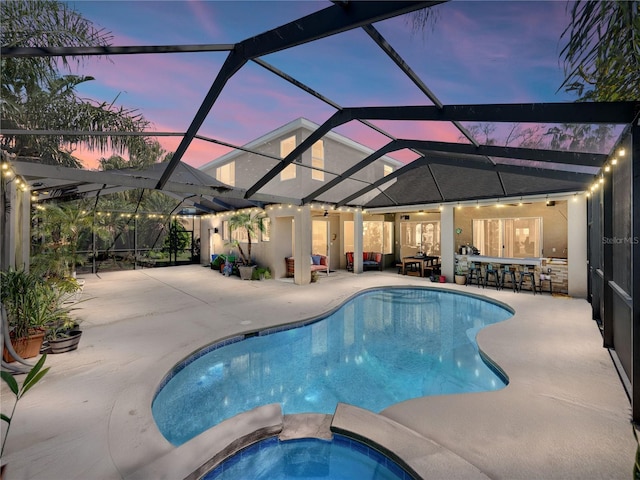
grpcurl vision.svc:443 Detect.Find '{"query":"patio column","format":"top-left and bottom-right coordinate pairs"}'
top-left (567, 195), bottom-right (588, 298)
top-left (1, 180), bottom-right (30, 271)
top-left (440, 205), bottom-right (454, 281)
top-left (293, 205), bottom-right (311, 285)
top-left (353, 209), bottom-right (363, 273)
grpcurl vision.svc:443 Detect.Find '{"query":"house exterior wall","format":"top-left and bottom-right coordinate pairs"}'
top-left (200, 119), bottom-right (399, 205)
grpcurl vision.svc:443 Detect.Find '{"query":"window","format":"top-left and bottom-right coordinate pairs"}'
top-left (383, 164), bottom-right (393, 177)
top-left (261, 217), bottom-right (271, 242)
top-left (216, 162), bottom-right (235, 186)
top-left (280, 135), bottom-right (296, 181)
top-left (400, 221), bottom-right (441, 256)
top-left (312, 140), bottom-right (324, 181)
top-left (472, 217), bottom-right (542, 258)
top-left (344, 220), bottom-right (393, 254)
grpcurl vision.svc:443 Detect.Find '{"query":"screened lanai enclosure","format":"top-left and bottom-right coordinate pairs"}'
top-left (0, 1), bottom-right (638, 423)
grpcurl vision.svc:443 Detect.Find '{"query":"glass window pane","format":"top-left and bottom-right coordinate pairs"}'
top-left (473, 218), bottom-right (541, 258)
top-left (312, 140), bottom-right (324, 181)
top-left (261, 217), bottom-right (271, 242)
top-left (312, 220), bottom-right (328, 255)
top-left (363, 221), bottom-right (383, 252)
top-left (383, 222), bottom-right (393, 254)
top-left (344, 221), bottom-right (354, 254)
top-left (420, 222), bottom-right (440, 256)
top-left (216, 162), bottom-right (235, 186)
top-left (280, 136), bottom-right (296, 181)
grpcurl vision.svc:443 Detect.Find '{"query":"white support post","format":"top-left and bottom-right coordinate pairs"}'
top-left (294, 206), bottom-right (312, 285)
top-left (440, 205), bottom-right (455, 282)
top-left (567, 194), bottom-right (588, 298)
top-left (354, 209), bottom-right (363, 273)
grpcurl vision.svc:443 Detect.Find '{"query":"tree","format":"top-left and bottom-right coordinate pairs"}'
top-left (31, 202), bottom-right (105, 277)
top-left (1, 0), bottom-right (150, 167)
top-left (228, 212), bottom-right (266, 266)
top-left (559, 0), bottom-right (639, 101)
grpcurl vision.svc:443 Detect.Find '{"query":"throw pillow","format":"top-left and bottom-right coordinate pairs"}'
top-left (311, 255), bottom-right (322, 265)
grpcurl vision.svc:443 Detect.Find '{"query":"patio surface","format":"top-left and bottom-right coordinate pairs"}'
top-left (0, 264), bottom-right (634, 479)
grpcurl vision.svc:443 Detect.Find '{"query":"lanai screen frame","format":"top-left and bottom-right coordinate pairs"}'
top-left (1, 0), bottom-right (639, 423)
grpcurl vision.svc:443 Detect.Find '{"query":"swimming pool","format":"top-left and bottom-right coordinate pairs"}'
top-left (153, 287), bottom-right (513, 446)
top-left (203, 435), bottom-right (413, 480)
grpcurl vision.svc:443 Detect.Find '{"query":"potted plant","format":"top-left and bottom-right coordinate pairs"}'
top-left (454, 265), bottom-right (467, 285)
top-left (227, 211), bottom-right (266, 280)
top-left (45, 319), bottom-right (82, 354)
top-left (1, 269), bottom-right (74, 362)
top-left (1, 269), bottom-right (47, 362)
top-left (253, 267), bottom-right (271, 281)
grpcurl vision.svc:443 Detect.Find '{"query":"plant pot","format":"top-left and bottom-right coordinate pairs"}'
top-left (238, 265), bottom-right (256, 281)
top-left (455, 274), bottom-right (467, 285)
top-left (2, 331), bottom-right (45, 363)
top-left (48, 330), bottom-right (83, 354)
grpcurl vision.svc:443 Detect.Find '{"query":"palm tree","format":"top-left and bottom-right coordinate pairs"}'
top-left (227, 212), bottom-right (266, 266)
top-left (31, 202), bottom-right (107, 278)
top-left (559, 0), bottom-right (639, 101)
top-left (1, 0), bottom-right (150, 167)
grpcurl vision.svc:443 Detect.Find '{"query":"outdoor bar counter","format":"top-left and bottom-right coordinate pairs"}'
top-left (455, 255), bottom-right (568, 293)
top-left (464, 255), bottom-right (543, 266)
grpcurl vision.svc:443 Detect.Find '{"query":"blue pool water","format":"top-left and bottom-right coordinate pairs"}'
top-left (153, 288), bottom-right (513, 446)
top-left (203, 435), bottom-right (412, 480)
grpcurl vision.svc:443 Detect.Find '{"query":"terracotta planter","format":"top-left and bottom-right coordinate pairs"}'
top-left (2, 331), bottom-right (45, 363)
top-left (48, 330), bottom-right (83, 354)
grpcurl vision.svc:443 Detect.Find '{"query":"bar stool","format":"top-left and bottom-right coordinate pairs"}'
top-left (485, 263), bottom-right (500, 290)
top-left (538, 268), bottom-right (553, 294)
top-left (467, 262), bottom-right (484, 288)
top-left (501, 265), bottom-right (518, 292)
top-left (519, 266), bottom-right (537, 294)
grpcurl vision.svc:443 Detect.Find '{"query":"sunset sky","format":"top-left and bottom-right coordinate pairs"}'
top-left (65, 1), bottom-right (577, 169)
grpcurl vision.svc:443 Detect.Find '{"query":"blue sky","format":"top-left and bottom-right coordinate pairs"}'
top-left (66, 1), bottom-right (576, 168)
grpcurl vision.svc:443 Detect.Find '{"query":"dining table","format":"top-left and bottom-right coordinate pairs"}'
top-left (401, 255), bottom-right (440, 276)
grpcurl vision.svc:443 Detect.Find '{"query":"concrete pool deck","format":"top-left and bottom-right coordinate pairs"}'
top-left (0, 264), bottom-right (634, 479)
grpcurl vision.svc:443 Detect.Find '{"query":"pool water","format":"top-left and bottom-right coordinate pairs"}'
top-left (153, 288), bottom-right (513, 445)
top-left (203, 435), bottom-right (413, 480)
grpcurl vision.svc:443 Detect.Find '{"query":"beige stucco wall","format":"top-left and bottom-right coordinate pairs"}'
top-left (453, 200), bottom-right (568, 258)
